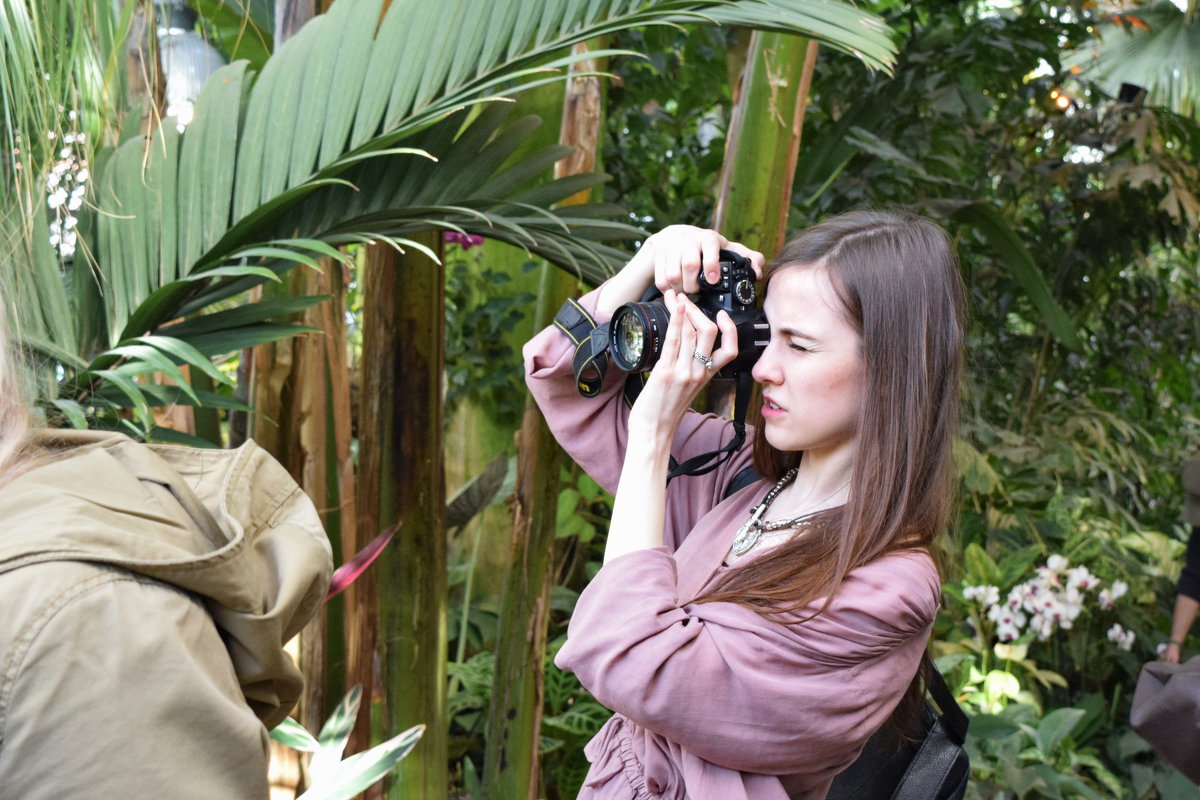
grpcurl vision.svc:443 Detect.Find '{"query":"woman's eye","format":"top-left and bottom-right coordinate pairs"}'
top-left (787, 341), bottom-right (810, 352)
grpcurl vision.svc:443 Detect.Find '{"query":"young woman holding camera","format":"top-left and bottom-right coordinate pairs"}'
top-left (523, 210), bottom-right (966, 799)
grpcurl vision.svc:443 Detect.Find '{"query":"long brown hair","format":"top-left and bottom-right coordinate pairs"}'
top-left (698, 210), bottom-right (965, 613)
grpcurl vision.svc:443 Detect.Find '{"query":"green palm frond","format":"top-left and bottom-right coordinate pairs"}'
top-left (3, 0), bottom-right (899, 434)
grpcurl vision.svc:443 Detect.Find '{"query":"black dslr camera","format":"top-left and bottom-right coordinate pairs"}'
top-left (608, 250), bottom-right (769, 377)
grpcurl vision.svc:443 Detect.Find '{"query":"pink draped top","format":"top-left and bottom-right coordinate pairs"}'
top-left (523, 286), bottom-right (939, 800)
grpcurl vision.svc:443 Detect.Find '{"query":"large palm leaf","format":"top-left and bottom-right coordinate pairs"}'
top-left (2, 0), bottom-right (899, 434)
top-left (1069, 1), bottom-right (1200, 118)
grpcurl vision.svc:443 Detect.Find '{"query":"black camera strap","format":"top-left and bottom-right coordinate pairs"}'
top-left (554, 296), bottom-right (755, 484)
top-left (665, 370), bottom-right (753, 483)
top-left (554, 298), bottom-right (611, 398)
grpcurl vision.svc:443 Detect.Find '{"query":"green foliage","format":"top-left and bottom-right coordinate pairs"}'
top-left (444, 246), bottom-right (537, 430)
top-left (965, 701), bottom-right (1121, 800)
top-left (555, 468), bottom-right (609, 546)
top-left (447, 651), bottom-right (497, 745)
top-left (1069, 2), bottom-right (1200, 119)
top-left (446, 645), bottom-right (610, 800)
top-left (602, 25), bottom-right (736, 228)
top-left (189, 0), bottom-right (274, 71)
top-left (446, 462), bottom-right (613, 799)
top-left (541, 640), bottom-right (612, 799)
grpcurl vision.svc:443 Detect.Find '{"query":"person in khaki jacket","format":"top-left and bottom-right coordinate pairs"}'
top-left (0, 311), bottom-right (332, 797)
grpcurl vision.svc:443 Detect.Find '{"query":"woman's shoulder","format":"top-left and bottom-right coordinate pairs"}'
top-left (848, 548), bottom-right (939, 596)
top-left (855, 548), bottom-right (939, 582)
top-left (826, 549), bottom-right (941, 632)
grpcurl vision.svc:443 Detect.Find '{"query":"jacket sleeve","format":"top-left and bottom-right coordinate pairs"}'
top-left (1178, 526), bottom-right (1200, 601)
top-left (0, 565), bottom-right (272, 800)
top-left (523, 285), bottom-right (756, 548)
top-left (554, 548), bottom-right (938, 775)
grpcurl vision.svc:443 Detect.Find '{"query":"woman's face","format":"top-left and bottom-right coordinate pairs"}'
top-left (750, 266), bottom-right (864, 458)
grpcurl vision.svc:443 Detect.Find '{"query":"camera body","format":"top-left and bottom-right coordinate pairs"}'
top-left (608, 250), bottom-right (769, 377)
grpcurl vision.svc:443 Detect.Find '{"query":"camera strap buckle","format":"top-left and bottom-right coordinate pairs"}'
top-left (554, 297), bottom-right (611, 398)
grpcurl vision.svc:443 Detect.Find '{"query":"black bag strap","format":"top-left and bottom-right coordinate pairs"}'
top-left (924, 656), bottom-right (969, 745)
top-left (890, 657), bottom-right (971, 800)
top-left (554, 298), bottom-right (611, 398)
top-left (724, 464), bottom-right (762, 499)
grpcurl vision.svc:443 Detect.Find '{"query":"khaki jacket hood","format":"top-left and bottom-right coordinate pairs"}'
top-left (0, 429), bottom-right (332, 727)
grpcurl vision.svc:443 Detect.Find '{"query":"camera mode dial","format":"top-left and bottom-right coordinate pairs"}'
top-left (733, 279), bottom-right (755, 306)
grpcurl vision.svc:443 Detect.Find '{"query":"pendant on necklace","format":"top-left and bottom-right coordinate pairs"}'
top-left (730, 521), bottom-right (762, 556)
top-left (730, 500), bottom-right (768, 556)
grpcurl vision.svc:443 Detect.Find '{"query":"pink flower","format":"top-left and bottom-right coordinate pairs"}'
top-left (444, 231), bottom-right (486, 250)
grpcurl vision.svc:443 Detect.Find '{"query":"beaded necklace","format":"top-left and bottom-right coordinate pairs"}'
top-left (729, 467), bottom-right (842, 556)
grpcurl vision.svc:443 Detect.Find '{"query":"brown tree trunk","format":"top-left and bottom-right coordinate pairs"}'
top-left (356, 233), bottom-right (447, 800)
top-left (126, 4), bottom-right (165, 137)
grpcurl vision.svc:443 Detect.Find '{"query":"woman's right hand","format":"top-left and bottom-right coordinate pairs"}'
top-left (1162, 641), bottom-right (1183, 663)
top-left (596, 226), bottom-right (765, 316)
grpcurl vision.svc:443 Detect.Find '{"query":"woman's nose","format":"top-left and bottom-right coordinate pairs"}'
top-left (751, 343), bottom-right (779, 385)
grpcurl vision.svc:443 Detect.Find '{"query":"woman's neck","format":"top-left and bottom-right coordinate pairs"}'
top-left (769, 449), bottom-right (853, 519)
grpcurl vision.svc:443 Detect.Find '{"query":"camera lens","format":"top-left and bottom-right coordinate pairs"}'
top-left (616, 314), bottom-right (645, 364)
top-left (609, 302), bottom-right (669, 373)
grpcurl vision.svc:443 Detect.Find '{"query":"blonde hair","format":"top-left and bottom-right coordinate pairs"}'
top-left (0, 300), bottom-right (33, 485)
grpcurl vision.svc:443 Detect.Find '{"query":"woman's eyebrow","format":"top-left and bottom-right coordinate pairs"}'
top-left (774, 325), bottom-right (816, 340)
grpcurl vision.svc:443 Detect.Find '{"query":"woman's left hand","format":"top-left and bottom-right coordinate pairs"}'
top-left (626, 290), bottom-right (740, 442)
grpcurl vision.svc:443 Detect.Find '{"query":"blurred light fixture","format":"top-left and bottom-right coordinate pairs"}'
top-left (154, 1), bottom-right (225, 130)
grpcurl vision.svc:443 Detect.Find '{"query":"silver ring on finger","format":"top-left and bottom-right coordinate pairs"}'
top-left (693, 350), bottom-right (714, 372)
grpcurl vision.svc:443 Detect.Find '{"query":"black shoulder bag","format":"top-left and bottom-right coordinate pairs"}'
top-left (825, 656), bottom-right (970, 800)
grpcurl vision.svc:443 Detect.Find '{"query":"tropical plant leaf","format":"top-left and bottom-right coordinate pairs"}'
top-left (447, 454), bottom-right (512, 530)
top-left (88, 368), bottom-right (153, 431)
top-left (48, 398), bottom-right (89, 429)
top-left (1067, 2), bottom-right (1200, 117)
top-left (309, 686), bottom-right (364, 783)
top-left (105, 344), bottom-right (198, 401)
top-left (147, 425), bottom-right (224, 448)
top-left (270, 716), bottom-right (322, 752)
top-left (1035, 707), bottom-right (1086, 757)
top-left (951, 201), bottom-right (1081, 350)
top-left (542, 701), bottom-right (611, 739)
top-left (191, 0), bottom-right (274, 70)
top-left (97, 383), bottom-right (250, 412)
top-left (159, 295), bottom-right (330, 337)
top-left (5, 0), bottom-right (900, 429)
top-left (172, 322), bottom-right (321, 357)
top-left (326, 524), bottom-right (401, 601)
top-left (297, 724), bottom-right (426, 800)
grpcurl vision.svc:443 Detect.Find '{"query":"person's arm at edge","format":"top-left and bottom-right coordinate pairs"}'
top-left (1164, 525), bottom-right (1200, 663)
